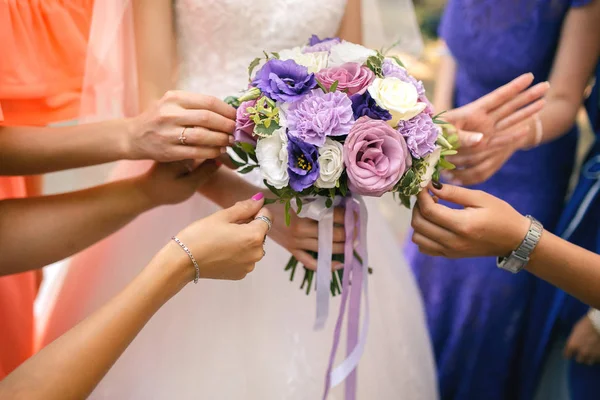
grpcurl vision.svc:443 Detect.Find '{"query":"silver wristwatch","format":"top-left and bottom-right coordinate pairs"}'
top-left (497, 215), bottom-right (543, 273)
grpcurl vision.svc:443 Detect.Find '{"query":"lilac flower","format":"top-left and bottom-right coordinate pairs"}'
top-left (350, 91), bottom-right (392, 121)
top-left (287, 135), bottom-right (320, 192)
top-left (304, 35), bottom-right (341, 53)
top-left (287, 90), bottom-right (355, 147)
top-left (397, 113), bottom-right (439, 159)
top-left (234, 100), bottom-right (257, 145)
top-left (252, 59), bottom-right (317, 103)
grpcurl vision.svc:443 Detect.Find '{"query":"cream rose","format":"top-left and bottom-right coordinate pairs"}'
top-left (367, 77), bottom-right (427, 126)
top-left (256, 127), bottom-right (289, 189)
top-left (279, 47), bottom-right (328, 74)
top-left (328, 41), bottom-right (376, 67)
top-left (316, 138), bottom-right (344, 189)
top-left (419, 146), bottom-right (442, 188)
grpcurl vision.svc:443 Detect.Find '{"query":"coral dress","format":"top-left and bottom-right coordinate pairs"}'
top-left (0, 0), bottom-right (93, 378)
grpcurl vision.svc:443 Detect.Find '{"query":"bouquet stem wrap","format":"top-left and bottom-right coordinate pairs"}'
top-left (297, 196), bottom-right (369, 400)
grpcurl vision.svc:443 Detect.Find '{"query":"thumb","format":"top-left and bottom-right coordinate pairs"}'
top-left (430, 183), bottom-right (488, 208)
top-left (220, 193), bottom-right (266, 223)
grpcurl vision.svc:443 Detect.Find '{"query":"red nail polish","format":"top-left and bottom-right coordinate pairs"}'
top-left (215, 159), bottom-right (222, 167)
top-left (252, 192), bottom-right (264, 201)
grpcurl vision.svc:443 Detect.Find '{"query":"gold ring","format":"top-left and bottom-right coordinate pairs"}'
top-left (179, 127), bottom-right (188, 145)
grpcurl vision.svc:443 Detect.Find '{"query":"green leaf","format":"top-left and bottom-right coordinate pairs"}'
top-left (271, 52), bottom-right (280, 59)
top-left (441, 149), bottom-right (458, 156)
top-left (339, 177), bottom-right (348, 197)
top-left (436, 134), bottom-right (453, 150)
top-left (325, 198), bottom-right (333, 208)
top-left (254, 121), bottom-right (281, 138)
top-left (230, 144), bottom-right (249, 163)
top-left (328, 188), bottom-right (336, 200)
top-left (238, 165), bottom-right (259, 174)
top-left (316, 79), bottom-right (329, 93)
top-left (398, 193), bottom-right (411, 208)
top-left (248, 57), bottom-right (262, 79)
top-left (433, 110), bottom-right (447, 120)
top-left (438, 157), bottom-right (456, 170)
top-left (264, 181), bottom-right (283, 197)
top-left (284, 199), bottom-right (291, 226)
top-left (329, 80), bottom-right (339, 93)
top-left (391, 55), bottom-right (406, 68)
top-left (263, 198), bottom-right (278, 205)
top-left (223, 96), bottom-right (240, 108)
top-left (295, 197), bottom-right (303, 214)
top-left (238, 142), bottom-right (256, 155)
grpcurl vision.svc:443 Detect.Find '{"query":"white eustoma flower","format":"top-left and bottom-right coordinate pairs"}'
top-left (328, 41), bottom-right (376, 67)
top-left (279, 47), bottom-right (329, 73)
top-left (420, 146), bottom-right (442, 188)
top-left (367, 77), bottom-right (427, 126)
top-left (256, 127), bottom-right (289, 189)
top-left (316, 138), bottom-right (344, 189)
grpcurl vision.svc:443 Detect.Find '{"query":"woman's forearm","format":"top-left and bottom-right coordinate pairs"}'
top-left (526, 231), bottom-right (600, 309)
top-left (0, 246), bottom-right (192, 400)
top-left (0, 120), bottom-right (131, 175)
top-left (0, 177), bottom-right (154, 275)
top-left (433, 51), bottom-right (456, 113)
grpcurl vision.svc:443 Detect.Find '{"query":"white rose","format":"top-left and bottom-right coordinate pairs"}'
top-left (256, 127), bottom-right (289, 189)
top-left (328, 41), bottom-right (376, 67)
top-left (279, 47), bottom-right (329, 74)
top-left (316, 138), bottom-right (345, 189)
top-left (367, 77), bottom-right (427, 126)
top-left (419, 146), bottom-right (442, 188)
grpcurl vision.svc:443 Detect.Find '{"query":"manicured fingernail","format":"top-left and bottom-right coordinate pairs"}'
top-left (432, 180), bottom-right (443, 190)
top-left (252, 192), bottom-right (264, 201)
top-left (220, 147), bottom-right (227, 154)
top-left (215, 159), bottom-right (222, 167)
top-left (229, 136), bottom-right (235, 145)
top-left (469, 133), bottom-right (484, 145)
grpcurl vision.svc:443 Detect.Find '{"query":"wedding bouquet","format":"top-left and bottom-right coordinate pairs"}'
top-left (226, 35), bottom-right (457, 293)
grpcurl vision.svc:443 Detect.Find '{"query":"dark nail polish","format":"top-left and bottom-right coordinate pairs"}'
top-left (432, 180), bottom-right (443, 190)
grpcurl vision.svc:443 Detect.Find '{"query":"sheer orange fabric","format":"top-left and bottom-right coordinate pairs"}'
top-left (0, 0), bottom-right (94, 378)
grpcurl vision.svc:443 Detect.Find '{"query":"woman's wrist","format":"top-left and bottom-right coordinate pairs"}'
top-left (145, 241), bottom-right (197, 299)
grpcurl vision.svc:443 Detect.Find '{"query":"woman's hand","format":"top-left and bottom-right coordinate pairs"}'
top-left (410, 184), bottom-right (530, 258)
top-left (565, 315), bottom-right (600, 365)
top-left (135, 160), bottom-right (220, 207)
top-left (267, 203), bottom-right (346, 270)
top-left (126, 91), bottom-right (237, 162)
top-left (444, 73), bottom-right (549, 148)
top-left (163, 195), bottom-right (273, 282)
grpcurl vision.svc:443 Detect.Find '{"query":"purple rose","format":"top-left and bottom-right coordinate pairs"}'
top-left (344, 116), bottom-right (411, 197)
top-left (304, 35), bottom-right (341, 53)
top-left (287, 90), bottom-right (354, 147)
top-left (397, 113), bottom-right (439, 159)
top-left (252, 59), bottom-right (317, 103)
top-left (234, 100), bottom-right (257, 145)
top-left (420, 95), bottom-right (435, 116)
top-left (287, 135), bottom-right (320, 192)
top-left (350, 91), bottom-right (392, 121)
top-left (316, 63), bottom-right (375, 96)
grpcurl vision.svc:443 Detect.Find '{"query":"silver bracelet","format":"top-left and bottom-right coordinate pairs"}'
top-left (171, 236), bottom-right (200, 284)
top-left (588, 309), bottom-right (600, 335)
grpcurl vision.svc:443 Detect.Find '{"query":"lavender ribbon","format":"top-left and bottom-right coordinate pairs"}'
top-left (322, 196), bottom-right (370, 400)
top-left (295, 196), bottom-right (343, 330)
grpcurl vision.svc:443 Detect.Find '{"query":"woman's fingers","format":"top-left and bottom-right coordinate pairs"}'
top-left (412, 204), bottom-right (457, 245)
top-left (494, 98), bottom-right (545, 132)
top-left (411, 232), bottom-right (447, 257)
top-left (167, 91), bottom-right (237, 119)
top-left (176, 109), bottom-right (236, 133)
top-left (490, 81), bottom-right (549, 123)
top-left (475, 73), bottom-right (535, 111)
top-left (181, 127), bottom-right (233, 147)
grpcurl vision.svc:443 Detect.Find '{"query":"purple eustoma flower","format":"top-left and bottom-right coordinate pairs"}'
top-left (287, 135), bottom-right (320, 192)
top-left (252, 59), bottom-right (317, 103)
top-left (287, 90), bottom-right (354, 147)
top-left (350, 91), bottom-right (392, 121)
top-left (305, 34), bottom-right (341, 53)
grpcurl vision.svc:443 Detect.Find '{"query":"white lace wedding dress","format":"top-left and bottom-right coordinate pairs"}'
top-left (39, 1), bottom-right (437, 398)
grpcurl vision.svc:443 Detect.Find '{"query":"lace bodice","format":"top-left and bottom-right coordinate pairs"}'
top-left (174, 0), bottom-right (346, 98)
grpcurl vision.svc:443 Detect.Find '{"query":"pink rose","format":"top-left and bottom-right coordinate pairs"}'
top-left (234, 100), bottom-right (257, 145)
top-left (344, 116), bottom-right (412, 197)
top-left (316, 63), bottom-right (375, 96)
